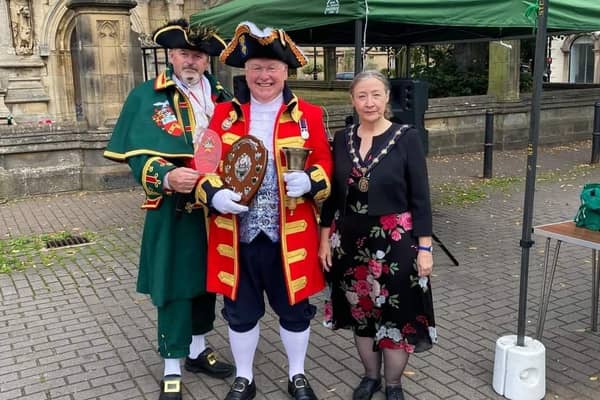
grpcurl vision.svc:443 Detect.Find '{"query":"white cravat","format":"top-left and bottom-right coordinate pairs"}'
top-left (249, 93), bottom-right (283, 158)
top-left (174, 75), bottom-right (214, 130)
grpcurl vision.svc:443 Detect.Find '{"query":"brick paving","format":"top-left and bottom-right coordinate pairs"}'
top-left (1, 140), bottom-right (600, 399)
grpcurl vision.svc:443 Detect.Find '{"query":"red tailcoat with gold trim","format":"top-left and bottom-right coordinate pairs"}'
top-left (197, 91), bottom-right (332, 305)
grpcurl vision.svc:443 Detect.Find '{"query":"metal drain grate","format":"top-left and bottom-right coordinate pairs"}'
top-left (44, 234), bottom-right (91, 249)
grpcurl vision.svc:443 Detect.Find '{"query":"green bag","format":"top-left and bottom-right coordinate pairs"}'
top-left (574, 183), bottom-right (600, 231)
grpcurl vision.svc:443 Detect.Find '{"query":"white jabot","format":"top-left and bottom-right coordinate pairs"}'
top-left (173, 74), bottom-right (214, 130)
top-left (249, 93), bottom-right (283, 158)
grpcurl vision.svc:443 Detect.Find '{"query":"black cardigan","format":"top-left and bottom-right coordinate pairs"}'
top-left (320, 123), bottom-right (433, 237)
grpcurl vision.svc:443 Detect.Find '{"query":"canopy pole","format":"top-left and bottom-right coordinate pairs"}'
top-left (517, 0), bottom-right (549, 347)
top-left (354, 19), bottom-right (363, 73)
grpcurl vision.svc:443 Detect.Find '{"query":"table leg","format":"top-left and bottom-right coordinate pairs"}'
top-left (536, 238), bottom-right (562, 340)
top-left (593, 249), bottom-right (599, 331)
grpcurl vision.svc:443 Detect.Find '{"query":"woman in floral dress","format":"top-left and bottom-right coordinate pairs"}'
top-left (319, 70), bottom-right (436, 400)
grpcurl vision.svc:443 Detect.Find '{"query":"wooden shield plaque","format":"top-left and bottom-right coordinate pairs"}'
top-left (222, 135), bottom-right (268, 205)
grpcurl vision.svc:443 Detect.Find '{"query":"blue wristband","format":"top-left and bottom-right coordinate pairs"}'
top-left (418, 245), bottom-right (432, 252)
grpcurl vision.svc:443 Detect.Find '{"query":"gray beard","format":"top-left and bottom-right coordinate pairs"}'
top-left (184, 76), bottom-right (200, 85)
top-left (180, 70), bottom-right (201, 85)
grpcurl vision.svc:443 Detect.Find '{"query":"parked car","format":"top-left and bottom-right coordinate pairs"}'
top-left (336, 72), bottom-right (354, 80)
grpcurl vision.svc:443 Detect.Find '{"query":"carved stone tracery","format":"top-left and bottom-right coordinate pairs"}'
top-left (98, 20), bottom-right (118, 39)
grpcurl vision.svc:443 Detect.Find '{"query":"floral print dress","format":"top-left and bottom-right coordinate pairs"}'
top-left (324, 142), bottom-right (437, 353)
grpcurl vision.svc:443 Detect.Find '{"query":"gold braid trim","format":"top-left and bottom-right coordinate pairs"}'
top-left (219, 24), bottom-right (307, 66)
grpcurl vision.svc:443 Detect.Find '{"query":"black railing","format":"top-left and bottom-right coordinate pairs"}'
top-left (141, 46), bottom-right (168, 81)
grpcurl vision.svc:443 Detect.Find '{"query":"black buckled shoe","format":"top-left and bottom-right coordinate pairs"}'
top-left (385, 385), bottom-right (405, 400)
top-left (159, 375), bottom-right (182, 400)
top-left (287, 374), bottom-right (318, 400)
top-left (184, 347), bottom-right (234, 379)
top-left (225, 377), bottom-right (256, 400)
top-left (352, 377), bottom-right (381, 400)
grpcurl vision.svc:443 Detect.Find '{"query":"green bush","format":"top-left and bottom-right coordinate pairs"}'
top-left (410, 46), bottom-right (488, 98)
top-left (380, 68), bottom-right (393, 77)
top-left (520, 71), bottom-right (533, 92)
top-left (302, 62), bottom-right (323, 75)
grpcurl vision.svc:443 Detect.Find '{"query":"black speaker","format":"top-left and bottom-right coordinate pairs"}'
top-left (389, 79), bottom-right (429, 155)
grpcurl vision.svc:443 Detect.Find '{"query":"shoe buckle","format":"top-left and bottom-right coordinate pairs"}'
top-left (232, 380), bottom-right (247, 392)
top-left (206, 351), bottom-right (217, 366)
top-left (164, 380), bottom-right (181, 393)
top-left (293, 377), bottom-right (307, 389)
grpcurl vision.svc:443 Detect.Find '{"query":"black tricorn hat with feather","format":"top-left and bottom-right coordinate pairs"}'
top-left (220, 21), bottom-right (307, 68)
top-left (152, 19), bottom-right (226, 56)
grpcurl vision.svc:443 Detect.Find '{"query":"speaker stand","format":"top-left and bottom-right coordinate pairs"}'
top-left (432, 232), bottom-right (459, 266)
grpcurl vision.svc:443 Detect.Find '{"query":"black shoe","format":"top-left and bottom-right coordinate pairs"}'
top-left (353, 377), bottom-right (381, 400)
top-left (184, 347), bottom-right (234, 379)
top-left (225, 377), bottom-right (256, 400)
top-left (159, 375), bottom-right (182, 400)
top-left (385, 385), bottom-right (405, 400)
top-left (287, 374), bottom-right (318, 400)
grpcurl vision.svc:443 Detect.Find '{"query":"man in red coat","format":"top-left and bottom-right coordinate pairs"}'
top-left (195, 21), bottom-right (333, 400)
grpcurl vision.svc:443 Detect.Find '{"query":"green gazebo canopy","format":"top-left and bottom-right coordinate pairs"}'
top-left (191, 0), bottom-right (600, 45)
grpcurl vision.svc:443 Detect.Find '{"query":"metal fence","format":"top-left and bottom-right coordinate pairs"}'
top-left (141, 45), bottom-right (168, 81)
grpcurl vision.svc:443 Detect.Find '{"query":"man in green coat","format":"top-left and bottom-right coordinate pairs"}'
top-left (104, 19), bottom-right (234, 400)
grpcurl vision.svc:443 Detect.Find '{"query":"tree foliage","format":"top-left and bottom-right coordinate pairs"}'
top-left (410, 45), bottom-right (488, 98)
top-left (302, 61), bottom-right (323, 74)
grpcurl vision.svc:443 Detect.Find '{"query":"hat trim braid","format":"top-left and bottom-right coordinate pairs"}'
top-left (219, 24), bottom-right (307, 67)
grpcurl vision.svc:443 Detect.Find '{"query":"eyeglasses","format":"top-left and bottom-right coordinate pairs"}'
top-left (245, 64), bottom-right (286, 74)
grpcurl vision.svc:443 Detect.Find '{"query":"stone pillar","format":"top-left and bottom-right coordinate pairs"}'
top-left (394, 46), bottom-right (409, 78)
top-left (0, 87), bottom-right (9, 121)
top-left (324, 46), bottom-right (336, 81)
top-left (4, 74), bottom-right (50, 119)
top-left (1, 0), bottom-right (48, 120)
top-left (66, 0), bottom-right (137, 129)
top-left (0, 0), bottom-right (11, 120)
top-left (488, 40), bottom-right (521, 102)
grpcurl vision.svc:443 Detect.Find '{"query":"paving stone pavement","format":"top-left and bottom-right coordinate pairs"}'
top-left (1, 140), bottom-right (600, 400)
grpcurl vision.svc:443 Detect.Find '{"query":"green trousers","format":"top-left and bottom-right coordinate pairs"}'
top-left (157, 293), bottom-right (216, 358)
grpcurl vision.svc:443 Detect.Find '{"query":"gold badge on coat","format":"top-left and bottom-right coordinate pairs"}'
top-left (221, 117), bottom-right (233, 130)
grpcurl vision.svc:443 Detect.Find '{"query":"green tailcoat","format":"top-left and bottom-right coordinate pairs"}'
top-left (104, 68), bottom-right (231, 307)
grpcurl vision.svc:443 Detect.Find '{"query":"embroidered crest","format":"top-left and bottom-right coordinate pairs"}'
top-left (152, 100), bottom-right (184, 136)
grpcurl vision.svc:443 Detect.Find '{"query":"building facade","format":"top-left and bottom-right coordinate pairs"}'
top-left (0, 0), bottom-right (227, 125)
top-left (549, 33), bottom-right (600, 84)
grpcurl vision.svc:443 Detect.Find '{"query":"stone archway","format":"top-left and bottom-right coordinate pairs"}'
top-left (39, 0), bottom-right (143, 123)
top-left (39, 0), bottom-right (78, 121)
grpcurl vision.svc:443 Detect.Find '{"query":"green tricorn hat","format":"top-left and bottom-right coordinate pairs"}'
top-left (153, 19), bottom-right (226, 56)
top-left (219, 21), bottom-right (307, 68)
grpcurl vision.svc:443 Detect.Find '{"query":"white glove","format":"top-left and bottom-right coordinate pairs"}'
top-left (211, 189), bottom-right (249, 215)
top-left (284, 171), bottom-right (311, 198)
